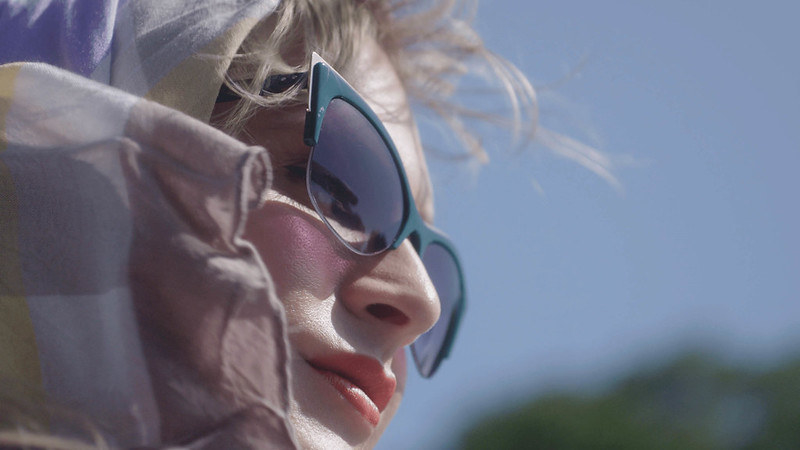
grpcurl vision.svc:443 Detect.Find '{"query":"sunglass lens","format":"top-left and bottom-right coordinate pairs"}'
top-left (412, 242), bottom-right (463, 377)
top-left (309, 98), bottom-right (405, 254)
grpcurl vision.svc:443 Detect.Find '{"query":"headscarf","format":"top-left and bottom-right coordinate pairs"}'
top-left (0, 0), bottom-right (297, 447)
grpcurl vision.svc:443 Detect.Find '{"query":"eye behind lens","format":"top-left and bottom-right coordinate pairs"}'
top-left (307, 98), bottom-right (406, 255)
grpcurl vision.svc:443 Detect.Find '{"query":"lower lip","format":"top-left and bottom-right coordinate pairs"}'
top-left (314, 368), bottom-right (380, 426)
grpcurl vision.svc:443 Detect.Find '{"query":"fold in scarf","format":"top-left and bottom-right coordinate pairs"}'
top-left (0, 0), bottom-right (295, 446)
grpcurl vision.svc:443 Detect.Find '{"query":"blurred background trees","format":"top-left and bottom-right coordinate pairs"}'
top-left (459, 352), bottom-right (800, 449)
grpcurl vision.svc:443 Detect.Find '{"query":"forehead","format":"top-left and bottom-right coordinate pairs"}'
top-left (342, 38), bottom-right (435, 222)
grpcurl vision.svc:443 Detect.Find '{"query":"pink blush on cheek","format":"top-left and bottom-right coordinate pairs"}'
top-left (246, 203), bottom-right (355, 298)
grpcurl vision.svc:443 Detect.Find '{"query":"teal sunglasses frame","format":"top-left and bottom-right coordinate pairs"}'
top-left (217, 52), bottom-right (466, 378)
top-left (303, 53), bottom-right (465, 378)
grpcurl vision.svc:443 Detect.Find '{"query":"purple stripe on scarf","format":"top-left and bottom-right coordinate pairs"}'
top-left (0, 0), bottom-right (123, 76)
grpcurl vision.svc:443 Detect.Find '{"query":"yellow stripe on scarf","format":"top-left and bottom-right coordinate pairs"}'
top-left (0, 63), bottom-right (43, 395)
top-left (0, 63), bottom-right (23, 152)
top-left (145, 17), bottom-right (262, 122)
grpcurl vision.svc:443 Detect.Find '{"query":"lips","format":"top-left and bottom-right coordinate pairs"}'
top-left (308, 353), bottom-right (396, 426)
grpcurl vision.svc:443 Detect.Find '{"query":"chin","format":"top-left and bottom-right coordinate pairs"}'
top-left (287, 353), bottom-right (406, 449)
top-left (288, 393), bottom-right (402, 449)
top-left (289, 348), bottom-right (406, 449)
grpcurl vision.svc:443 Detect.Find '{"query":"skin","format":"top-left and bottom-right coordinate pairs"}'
top-left (225, 37), bottom-right (441, 448)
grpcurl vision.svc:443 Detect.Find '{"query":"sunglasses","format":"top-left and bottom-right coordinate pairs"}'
top-left (217, 52), bottom-right (465, 378)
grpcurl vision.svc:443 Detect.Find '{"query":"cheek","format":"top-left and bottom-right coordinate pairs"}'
top-left (245, 202), bottom-right (354, 300)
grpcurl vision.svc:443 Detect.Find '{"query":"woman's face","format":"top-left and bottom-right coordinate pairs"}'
top-left (238, 37), bottom-right (440, 448)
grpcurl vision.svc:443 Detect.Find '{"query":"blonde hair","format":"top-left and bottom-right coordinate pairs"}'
top-left (216, 0), bottom-right (618, 184)
top-left (216, 0), bottom-right (537, 165)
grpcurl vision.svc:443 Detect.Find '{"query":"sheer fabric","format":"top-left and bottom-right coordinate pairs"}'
top-left (0, 1), bottom-right (296, 446)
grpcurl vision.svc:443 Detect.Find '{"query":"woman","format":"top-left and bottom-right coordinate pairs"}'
top-left (0, 0), bottom-right (532, 447)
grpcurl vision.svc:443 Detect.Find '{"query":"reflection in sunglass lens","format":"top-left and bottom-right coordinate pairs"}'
top-left (412, 242), bottom-right (462, 377)
top-left (309, 98), bottom-right (404, 254)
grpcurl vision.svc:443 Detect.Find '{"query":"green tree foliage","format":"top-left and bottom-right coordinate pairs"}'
top-left (459, 352), bottom-right (800, 449)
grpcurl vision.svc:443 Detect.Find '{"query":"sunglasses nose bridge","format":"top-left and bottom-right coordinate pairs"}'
top-left (391, 224), bottom-right (426, 256)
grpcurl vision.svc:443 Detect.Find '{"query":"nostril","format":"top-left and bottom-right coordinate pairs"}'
top-left (366, 303), bottom-right (409, 326)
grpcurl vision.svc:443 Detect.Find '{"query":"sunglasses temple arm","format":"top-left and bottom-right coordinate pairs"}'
top-left (215, 72), bottom-right (309, 103)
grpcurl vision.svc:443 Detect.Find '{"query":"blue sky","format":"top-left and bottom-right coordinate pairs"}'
top-left (379, 1), bottom-right (800, 449)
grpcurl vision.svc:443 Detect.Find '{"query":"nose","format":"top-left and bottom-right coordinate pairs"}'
top-left (338, 240), bottom-right (441, 358)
